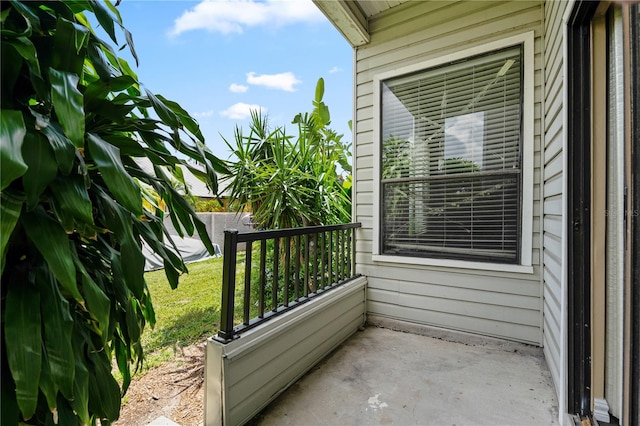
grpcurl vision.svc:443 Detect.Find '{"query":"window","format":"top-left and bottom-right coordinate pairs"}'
top-left (378, 44), bottom-right (526, 264)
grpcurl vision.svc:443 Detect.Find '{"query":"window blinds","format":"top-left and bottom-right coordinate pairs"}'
top-left (380, 45), bottom-right (523, 262)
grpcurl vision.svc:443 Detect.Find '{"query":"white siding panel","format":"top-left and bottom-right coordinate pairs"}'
top-left (353, 0), bottom-right (544, 346)
top-left (541, 0), bottom-right (569, 410)
top-left (368, 301), bottom-right (541, 344)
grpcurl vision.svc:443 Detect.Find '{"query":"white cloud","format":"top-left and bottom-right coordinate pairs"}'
top-left (246, 71), bottom-right (300, 92)
top-left (221, 102), bottom-right (266, 120)
top-left (169, 0), bottom-right (325, 36)
top-left (229, 83), bottom-right (249, 93)
top-left (193, 110), bottom-right (215, 118)
top-left (328, 66), bottom-right (342, 74)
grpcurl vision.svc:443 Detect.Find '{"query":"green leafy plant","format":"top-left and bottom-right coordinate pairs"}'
top-left (1, 1), bottom-right (227, 424)
top-left (223, 78), bottom-right (352, 230)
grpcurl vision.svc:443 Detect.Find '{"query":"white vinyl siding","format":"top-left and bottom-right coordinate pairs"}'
top-left (353, 0), bottom-right (544, 345)
top-left (542, 0), bottom-right (569, 408)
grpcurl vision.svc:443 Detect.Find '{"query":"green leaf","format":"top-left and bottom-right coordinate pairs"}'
top-left (8, 1), bottom-right (42, 35)
top-left (0, 190), bottom-right (23, 275)
top-left (144, 89), bottom-right (179, 128)
top-left (49, 68), bottom-right (85, 148)
top-left (31, 110), bottom-right (76, 175)
top-left (70, 336), bottom-right (90, 425)
top-left (21, 132), bottom-right (58, 210)
top-left (39, 350), bottom-right (58, 412)
top-left (5, 36), bottom-right (41, 75)
top-left (52, 17), bottom-right (89, 75)
top-left (0, 109), bottom-right (28, 190)
top-left (123, 27), bottom-right (139, 67)
top-left (87, 351), bottom-right (121, 421)
top-left (157, 95), bottom-right (204, 142)
top-left (91, 1), bottom-right (117, 44)
top-left (113, 336), bottom-right (131, 394)
top-left (22, 206), bottom-right (82, 301)
top-left (315, 77), bottom-right (325, 103)
top-left (74, 256), bottom-right (111, 341)
top-left (95, 189), bottom-right (145, 298)
top-left (37, 266), bottom-right (75, 399)
top-left (88, 133), bottom-right (142, 216)
top-left (125, 297), bottom-right (141, 343)
top-left (86, 38), bottom-right (113, 81)
top-left (4, 282), bottom-right (42, 420)
top-left (49, 175), bottom-right (94, 226)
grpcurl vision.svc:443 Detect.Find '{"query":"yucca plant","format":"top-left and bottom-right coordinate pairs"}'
top-left (224, 78), bottom-right (351, 230)
top-left (1, 1), bottom-right (227, 424)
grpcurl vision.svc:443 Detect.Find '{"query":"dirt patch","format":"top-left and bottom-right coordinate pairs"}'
top-left (115, 344), bottom-right (205, 426)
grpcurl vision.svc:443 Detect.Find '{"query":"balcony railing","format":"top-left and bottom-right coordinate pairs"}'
top-left (215, 222), bottom-right (361, 343)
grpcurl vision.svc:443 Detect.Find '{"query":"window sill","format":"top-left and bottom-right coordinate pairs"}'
top-left (372, 254), bottom-right (534, 274)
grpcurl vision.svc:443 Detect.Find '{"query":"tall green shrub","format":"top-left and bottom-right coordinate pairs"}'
top-left (1, 1), bottom-right (227, 424)
top-left (224, 78), bottom-right (352, 230)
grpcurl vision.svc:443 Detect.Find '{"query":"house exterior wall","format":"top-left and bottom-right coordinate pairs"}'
top-left (352, 1), bottom-right (545, 345)
top-left (541, 0), bottom-right (569, 415)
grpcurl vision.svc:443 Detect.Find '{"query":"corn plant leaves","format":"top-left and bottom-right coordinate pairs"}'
top-left (70, 338), bottom-right (90, 425)
top-left (87, 351), bottom-right (121, 421)
top-left (74, 256), bottom-right (111, 341)
top-left (21, 132), bottom-right (58, 210)
top-left (37, 267), bottom-right (75, 399)
top-left (90, 1), bottom-right (117, 45)
top-left (31, 110), bottom-right (76, 175)
top-left (157, 95), bottom-right (204, 143)
top-left (4, 282), bottom-right (42, 420)
top-left (88, 133), bottom-right (142, 216)
top-left (49, 68), bottom-right (85, 148)
top-left (52, 17), bottom-right (89, 75)
top-left (0, 110), bottom-right (28, 190)
top-left (21, 207), bottom-right (81, 301)
top-left (38, 350), bottom-right (58, 412)
top-left (0, 191), bottom-right (23, 275)
top-left (96, 189), bottom-right (145, 299)
top-left (144, 89), bottom-right (179, 128)
top-left (49, 175), bottom-right (94, 227)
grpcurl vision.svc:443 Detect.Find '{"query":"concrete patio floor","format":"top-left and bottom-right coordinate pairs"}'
top-left (249, 323), bottom-right (559, 425)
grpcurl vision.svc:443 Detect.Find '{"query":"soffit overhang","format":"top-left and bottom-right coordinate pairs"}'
top-left (312, 0), bottom-right (411, 47)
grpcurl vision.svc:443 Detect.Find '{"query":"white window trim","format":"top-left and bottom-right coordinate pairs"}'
top-left (372, 31), bottom-right (535, 273)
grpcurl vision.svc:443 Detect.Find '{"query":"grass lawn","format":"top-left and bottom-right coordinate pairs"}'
top-left (141, 257), bottom-right (223, 368)
top-left (139, 254), bottom-right (246, 370)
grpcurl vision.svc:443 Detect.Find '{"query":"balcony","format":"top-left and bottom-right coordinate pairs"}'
top-left (204, 223), bottom-right (558, 425)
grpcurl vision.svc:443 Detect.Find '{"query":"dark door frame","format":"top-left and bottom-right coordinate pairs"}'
top-left (566, 0), bottom-right (599, 417)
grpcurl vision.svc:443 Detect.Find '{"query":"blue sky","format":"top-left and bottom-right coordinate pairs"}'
top-left (111, 0), bottom-right (353, 161)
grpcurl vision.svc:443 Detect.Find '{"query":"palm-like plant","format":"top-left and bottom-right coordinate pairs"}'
top-left (1, 1), bottom-right (227, 424)
top-left (224, 78), bottom-right (351, 230)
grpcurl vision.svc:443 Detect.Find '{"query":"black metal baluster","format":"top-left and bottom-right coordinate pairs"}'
top-left (284, 236), bottom-right (291, 307)
top-left (272, 237), bottom-right (279, 312)
top-left (294, 234), bottom-right (301, 301)
top-left (335, 230), bottom-right (341, 282)
top-left (321, 231), bottom-right (326, 290)
top-left (243, 241), bottom-right (252, 325)
top-left (346, 228), bottom-right (352, 278)
top-left (341, 229), bottom-right (346, 281)
top-left (351, 227), bottom-right (357, 278)
top-left (259, 239), bottom-right (266, 318)
top-left (304, 234), bottom-right (310, 297)
top-left (312, 233), bottom-right (318, 294)
top-left (329, 230), bottom-right (334, 285)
